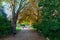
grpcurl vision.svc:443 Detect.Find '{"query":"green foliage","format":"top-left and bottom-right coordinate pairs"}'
top-left (0, 7), bottom-right (12, 37)
top-left (0, 15), bottom-right (12, 37)
top-left (16, 24), bottom-right (21, 31)
top-left (33, 0), bottom-right (60, 40)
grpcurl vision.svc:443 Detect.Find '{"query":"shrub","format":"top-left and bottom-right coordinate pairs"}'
top-left (33, 0), bottom-right (60, 40)
top-left (0, 15), bottom-right (12, 37)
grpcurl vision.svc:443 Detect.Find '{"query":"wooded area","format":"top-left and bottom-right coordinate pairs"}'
top-left (0, 0), bottom-right (60, 40)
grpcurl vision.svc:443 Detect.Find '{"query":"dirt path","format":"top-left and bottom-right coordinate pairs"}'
top-left (0, 28), bottom-right (46, 40)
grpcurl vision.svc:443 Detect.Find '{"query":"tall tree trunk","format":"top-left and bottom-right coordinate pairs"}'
top-left (11, 0), bottom-right (17, 34)
top-left (11, 18), bottom-right (16, 34)
top-left (11, 15), bottom-right (18, 34)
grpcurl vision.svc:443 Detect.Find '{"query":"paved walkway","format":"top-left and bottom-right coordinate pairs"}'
top-left (0, 28), bottom-right (46, 40)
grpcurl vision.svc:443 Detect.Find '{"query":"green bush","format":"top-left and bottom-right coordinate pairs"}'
top-left (32, 20), bottom-right (60, 40)
top-left (0, 16), bottom-right (12, 37)
top-left (33, 0), bottom-right (60, 40)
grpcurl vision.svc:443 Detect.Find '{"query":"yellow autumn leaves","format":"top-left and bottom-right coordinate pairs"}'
top-left (17, 0), bottom-right (41, 25)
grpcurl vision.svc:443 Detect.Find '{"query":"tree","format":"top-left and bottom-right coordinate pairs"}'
top-left (0, 0), bottom-right (29, 34)
top-left (12, 0), bottom-right (27, 33)
top-left (18, 0), bottom-right (41, 25)
top-left (11, 0), bottom-right (29, 34)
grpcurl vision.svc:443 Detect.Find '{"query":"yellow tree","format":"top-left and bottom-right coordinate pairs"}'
top-left (18, 0), bottom-right (41, 25)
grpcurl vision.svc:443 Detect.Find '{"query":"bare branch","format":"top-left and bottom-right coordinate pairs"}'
top-left (16, 0), bottom-right (29, 14)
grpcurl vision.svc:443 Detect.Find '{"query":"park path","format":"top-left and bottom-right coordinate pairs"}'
top-left (0, 27), bottom-right (46, 40)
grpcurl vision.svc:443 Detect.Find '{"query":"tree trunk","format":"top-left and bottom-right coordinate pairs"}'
top-left (11, 11), bottom-right (18, 35)
top-left (11, 0), bottom-right (17, 35)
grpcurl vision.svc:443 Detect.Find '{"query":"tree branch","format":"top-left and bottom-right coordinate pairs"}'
top-left (15, 0), bottom-right (29, 20)
top-left (16, 0), bottom-right (29, 15)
